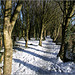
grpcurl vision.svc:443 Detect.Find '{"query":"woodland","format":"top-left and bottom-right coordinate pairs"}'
top-left (0, 0), bottom-right (75, 75)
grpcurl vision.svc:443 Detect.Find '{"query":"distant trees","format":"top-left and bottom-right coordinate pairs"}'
top-left (21, 0), bottom-right (31, 47)
top-left (21, 0), bottom-right (53, 46)
top-left (25, 1), bottom-right (30, 47)
top-left (45, 1), bottom-right (62, 43)
top-left (38, 1), bottom-right (55, 46)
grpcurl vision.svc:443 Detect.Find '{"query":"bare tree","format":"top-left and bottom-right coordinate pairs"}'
top-left (3, 0), bottom-right (22, 74)
top-left (57, 1), bottom-right (75, 62)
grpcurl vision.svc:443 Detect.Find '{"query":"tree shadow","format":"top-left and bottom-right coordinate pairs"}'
top-left (28, 47), bottom-right (52, 54)
top-left (13, 58), bottom-right (51, 74)
top-left (43, 46), bottom-right (54, 49)
top-left (13, 58), bottom-right (74, 75)
top-left (14, 47), bottom-right (56, 62)
top-left (13, 58), bottom-right (71, 75)
top-left (15, 42), bottom-right (55, 54)
top-left (43, 43), bottom-right (56, 45)
top-left (29, 44), bottom-right (38, 46)
top-left (16, 42), bottom-right (38, 46)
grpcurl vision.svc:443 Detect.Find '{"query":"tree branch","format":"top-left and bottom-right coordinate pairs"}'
top-left (10, 0), bottom-right (23, 32)
top-left (57, 2), bottom-right (64, 13)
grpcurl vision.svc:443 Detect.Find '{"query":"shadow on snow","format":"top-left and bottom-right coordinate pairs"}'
top-left (14, 47), bottom-right (56, 62)
top-left (13, 58), bottom-right (73, 75)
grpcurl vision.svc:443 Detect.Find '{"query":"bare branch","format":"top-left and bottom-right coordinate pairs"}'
top-left (10, 0), bottom-right (23, 31)
top-left (57, 2), bottom-right (64, 13)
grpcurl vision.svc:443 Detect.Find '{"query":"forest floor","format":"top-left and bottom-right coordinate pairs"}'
top-left (11, 36), bottom-right (75, 75)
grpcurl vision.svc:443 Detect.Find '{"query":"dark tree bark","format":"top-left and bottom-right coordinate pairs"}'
top-left (58, 1), bottom-right (75, 62)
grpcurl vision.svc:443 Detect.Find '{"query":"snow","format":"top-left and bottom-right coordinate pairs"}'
top-left (11, 36), bottom-right (75, 74)
top-left (56, 57), bottom-right (63, 64)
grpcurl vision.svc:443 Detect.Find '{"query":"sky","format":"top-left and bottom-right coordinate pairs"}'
top-left (72, 17), bottom-right (75, 25)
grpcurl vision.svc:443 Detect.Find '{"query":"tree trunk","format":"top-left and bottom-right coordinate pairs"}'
top-left (0, 68), bottom-right (1, 75)
top-left (0, 32), bottom-right (2, 47)
top-left (25, 30), bottom-right (28, 47)
top-left (34, 26), bottom-right (35, 38)
top-left (39, 24), bottom-right (44, 46)
top-left (53, 28), bottom-right (56, 41)
top-left (58, 1), bottom-right (75, 62)
top-left (23, 30), bottom-right (25, 40)
top-left (58, 25), bottom-right (66, 62)
top-left (46, 30), bottom-right (47, 37)
top-left (35, 27), bottom-right (37, 40)
top-left (58, 20), bottom-right (72, 62)
top-left (23, 30), bottom-right (26, 47)
top-left (43, 29), bottom-right (46, 40)
top-left (54, 24), bottom-right (61, 41)
top-left (28, 23), bottom-right (31, 40)
top-left (0, 38), bottom-right (2, 48)
top-left (25, 13), bottom-right (29, 47)
top-left (3, 25), bottom-right (13, 74)
top-left (3, 1), bottom-right (12, 74)
top-left (3, 0), bottom-right (22, 74)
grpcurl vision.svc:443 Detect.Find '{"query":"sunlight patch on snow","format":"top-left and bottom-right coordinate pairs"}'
top-left (57, 57), bottom-right (63, 64)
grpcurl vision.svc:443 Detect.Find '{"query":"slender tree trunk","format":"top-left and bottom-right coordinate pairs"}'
top-left (28, 29), bottom-right (30, 40)
top-left (54, 24), bottom-right (61, 41)
top-left (23, 30), bottom-right (25, 40)
top-left (25, 29), bottom-right (28, 47)
top-left (39, 26), bottom-right (41, 38)
top-left (34, 26), bottom-right (35, 38)
top-left (25, 14), bottom-right (29, 47)
top-left (23, 30), bottom-right (26, 47)
top-left (43, 29), bottom-right (46, 40)
top-left (53, 28), bottom-right (56, 41)
top-left (28, 23), bottom-right (31, 40)
top-left (39, 24), bottom-right (44, 46)
top-left (0, 32), bottom-right (2, 47)
top-left (46, 30), bottom-right (47, 37)
top-left (35, 27), bottom-right (37, 40)
top-left (0, 38), bottom-right (2, 47)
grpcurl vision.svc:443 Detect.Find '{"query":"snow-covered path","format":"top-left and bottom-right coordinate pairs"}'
top-left (12, 36), bottom-right (75, 75)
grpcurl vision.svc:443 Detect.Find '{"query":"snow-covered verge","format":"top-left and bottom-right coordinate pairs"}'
top-left (11, 36), bottom-right (75, 75)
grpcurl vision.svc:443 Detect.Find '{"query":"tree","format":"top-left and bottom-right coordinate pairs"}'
top-left (39, 0), bottom-right (52, 46)
top-left (21, 0), bottom-right (31, 47)
top-left (25, 2), bottom-right (30, 47)
top-left (3, 0), bottom-right (22, 74)
top-left (57, 1), bottom-right (75, 62)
